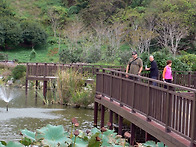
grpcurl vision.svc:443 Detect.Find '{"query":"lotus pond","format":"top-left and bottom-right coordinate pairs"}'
top-left (0, 88), bottom-right (98, 142)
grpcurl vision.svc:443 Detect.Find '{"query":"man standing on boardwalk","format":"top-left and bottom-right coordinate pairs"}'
top-left (145, 55), bottom-right (158, 86)
top-left (126, 51), bottom-right (143, 79)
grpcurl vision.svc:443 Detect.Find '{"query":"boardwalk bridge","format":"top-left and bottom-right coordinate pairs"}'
top-left (26, 63), bottom-right (196, 147)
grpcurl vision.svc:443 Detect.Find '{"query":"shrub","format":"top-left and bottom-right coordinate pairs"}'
top-left (178, 53), bottom-right (196, 71)
top-left (68, 5), bottom-right (81, 15)
top-left (11, 65), bottom-right (26, 80)
top-left (85, 47), bottom-right (101, 63)
top-left (142, 50), bottom-right (191, 71)
top-left (29, 49), bottom-right (37, 61)
top-left (59, 48), bottom-right (82, 63)
top-left (116, 50), bottom-right (132, 65)
top-left (0, 53), bottom-right (8, 61)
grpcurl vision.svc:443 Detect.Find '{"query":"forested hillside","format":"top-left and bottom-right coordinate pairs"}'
top-left (0, 0), bottom-right (196, 70)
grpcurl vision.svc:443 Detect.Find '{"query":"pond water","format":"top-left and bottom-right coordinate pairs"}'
top-left (0, 88), bottom-right (96, 142)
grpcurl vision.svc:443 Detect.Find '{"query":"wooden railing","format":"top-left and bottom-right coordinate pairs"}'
top-left (142, 70), bottom-right (196, 89)
top-left (26, 63), bottom-right (195, 88)
top-left (96, 68), bottom-right (196, 146)
top-left (26, 63), bottom-right (123, 78)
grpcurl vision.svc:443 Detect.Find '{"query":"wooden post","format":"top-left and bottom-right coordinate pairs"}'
top-left (146, 80), bottom-right (151, 121)
top-left (190, 93), bottom-right (196, 147)
top-left (110, 71), bottom-right (113, 102)
top-left (101, 105), bottom-right (105, 128)
top-left (194, 78), bottom-right (196, 89)
top-left (102, 69), bottom-right (105, 95)
top-left (132, 82), bottom-right (136, 113)
top-left (36, 63), bottom-right (38, 76)
top-left (94, 102), bottom-right (98, 127)
top-left (115, 113), bottom-right (118, 124)
top-left (119, 73), bottom-right (123, 107)
top-left (118, 116), bottom-right (123, 135)
top-left (43, 81), bottom-right (47, 99)
top-left (35, 80), bottom-right (38, 104)
top-left (165, 85), bottom-right (171, 132)
top-left (25, 63), bottom-right (29, 97)
top-left (25, 79), bottom-right (28, 96)
top-left (44, 63), bottom-right (47, 77)
top-left (109, 110), bottom-right (113, 130)
top-left (173, 71), bottom-right (177, 84)
top-left (145, 132), bottom-right (151, 142)
top-left (130, 123), bottom-right (136, 145)
top-left (188, 72), bottom-right (191, 88)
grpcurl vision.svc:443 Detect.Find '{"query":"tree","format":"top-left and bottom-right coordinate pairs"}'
top-left (0, 17), bottom-right (22, 48)
top-left (0, 0), bottom-right (14, 17)
top-left (155, 13), bottom-right (188, 56)
top-left (0, 25), bottom-right (5, 47)
top-left (21, 20), bottom-right (48, 48)
top-left (147, 0), bottom-right (195, 56)
top-left (47, 6), bottom-right (68, 38)
top-left (124, 8), bottom-right (156, 53)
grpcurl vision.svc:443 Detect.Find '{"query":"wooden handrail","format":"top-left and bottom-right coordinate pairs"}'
top-left (96, 68), bottom-right (196, 145)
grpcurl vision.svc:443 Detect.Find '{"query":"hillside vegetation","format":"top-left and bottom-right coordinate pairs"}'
top-left (0, 0), bottom-right (195, 70)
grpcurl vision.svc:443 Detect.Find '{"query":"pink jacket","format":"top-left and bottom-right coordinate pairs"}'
top-left (163, 65), bottom-right (173, 80)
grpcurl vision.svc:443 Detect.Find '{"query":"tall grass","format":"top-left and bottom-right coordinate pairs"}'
top-left (56, 68), bottom-right (95, 107)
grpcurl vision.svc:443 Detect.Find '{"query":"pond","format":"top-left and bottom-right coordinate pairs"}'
top-left (0, 88), bottom-right (96, 142)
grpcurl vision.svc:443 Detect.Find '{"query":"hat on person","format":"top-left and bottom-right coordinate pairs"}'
top-left (132, 51), bottom-right (137, 55)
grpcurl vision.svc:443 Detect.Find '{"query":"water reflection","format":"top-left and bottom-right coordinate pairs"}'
top-left (0, 88), bottom-right (95, 141)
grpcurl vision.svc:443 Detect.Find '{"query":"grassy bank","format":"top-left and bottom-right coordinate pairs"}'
top-left (0, 45), bottom-right (60, 63)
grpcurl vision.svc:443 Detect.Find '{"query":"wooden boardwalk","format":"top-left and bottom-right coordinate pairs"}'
top-left (25, 63), bottom-right (196, 146)
top-left (94, 68), bottom-right (196, 147)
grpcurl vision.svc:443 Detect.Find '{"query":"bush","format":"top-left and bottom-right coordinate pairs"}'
top-left (11, 65), bottom-right (26, 80)
top-left (85, 47), bottom-right (101, 63)
top-left (68, 5), bottom-right (81, 15)
top-left (29, 49), bottom-right (37, 61)
top-left (59, 48), bottom-right (82, 63)
top-left (140, 50), bottom-right (191, 71)
top-left (117, 50), bottom-right (132, 65)
top-left (0, 53), bottom-right (8, 61)
top-left (178, 53), bottom-right (196, 71)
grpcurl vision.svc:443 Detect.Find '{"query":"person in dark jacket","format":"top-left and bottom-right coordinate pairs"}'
top-left (145, 55), bottom-right (158, 86)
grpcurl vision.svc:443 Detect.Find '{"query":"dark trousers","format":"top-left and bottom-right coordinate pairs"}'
top-left (151, 76), bottom-right (158, 86)
top-left (164, 79), bottom-right (172, 89)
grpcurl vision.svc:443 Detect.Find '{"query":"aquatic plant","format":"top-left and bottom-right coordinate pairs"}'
top-left (16, 118), bottom-right (129, 146)
top-left (56, 68), bottom-right (95, 107)
top-left (137, 141), bottom-right (168, 147)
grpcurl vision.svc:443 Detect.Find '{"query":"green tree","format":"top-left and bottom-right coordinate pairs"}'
top-left (0, 25), bottom-right (5, 46)
top-left (146, 0), bottom-right (196, 56)
top-left (47, 6), bottom-right (68, 38)
top-left (0, 17), bottom-right (22, 48)
top-left (21, 20), bottom-right (48, 48)
top-left (0, 0), bottom-right (14, 17)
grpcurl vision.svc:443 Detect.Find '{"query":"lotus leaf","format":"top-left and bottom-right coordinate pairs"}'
top-left (101, 129), bottom-right (126, 146)
top-left (6, 141), bottom-right (23, 147)
top-left (90, 127), bottom-right (101, 135)
top-left (36, 124), bottom-right (72, 146)
top-left (142, 141), bottom-right (167, 147)
top-left (0, 142), bottom-right (5, 147)
top-left (0, 141), bottom-right (6, 146)
top-left (71, 137), bottom-right (88, 147)
top-left (88, 132), bottom-right (101, 147)
top-left (143, 141), bottom-right (157, 147)
top-left (21, 129), bottom-right (36, 141)
top-left (157, 142), bottom-right (167, 147)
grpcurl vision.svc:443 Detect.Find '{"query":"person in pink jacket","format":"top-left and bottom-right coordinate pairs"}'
top-left (162, 60), bottom-right (173, 84)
